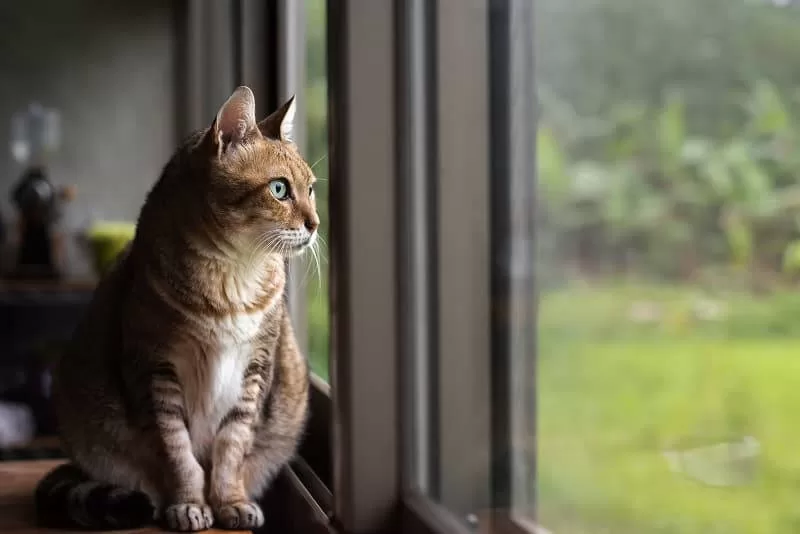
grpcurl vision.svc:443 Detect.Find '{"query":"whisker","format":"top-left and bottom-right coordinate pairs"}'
top-left (314, 235), bottom-right (329, 265)
top-left (313, 240), bottom-right (322, 294)
top-left (245, 233), bottom-right (268, 268)
top-left (246, 230), bottom-right (282, 271)
top-left (301, 253), bottom-right (314, 288)
top-left (310, 153), bottom-right (328, 171)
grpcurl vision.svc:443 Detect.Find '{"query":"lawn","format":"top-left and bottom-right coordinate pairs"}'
top-left (538, 283), bottom-right (800, 534)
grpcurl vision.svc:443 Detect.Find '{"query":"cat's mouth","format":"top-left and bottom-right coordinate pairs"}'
top-left (253, 228), bottom-right (317, 258)
top-left (283, 230), bottom-right (317, 256)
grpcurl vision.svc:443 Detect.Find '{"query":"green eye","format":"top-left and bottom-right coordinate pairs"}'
top-left (269, 178), bottom-right (290, 200)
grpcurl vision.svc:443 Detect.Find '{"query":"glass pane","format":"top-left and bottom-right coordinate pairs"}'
top-left (537, 0), bottom-right (796, 532)
top-left (305, 0), bottom-right (330, 380)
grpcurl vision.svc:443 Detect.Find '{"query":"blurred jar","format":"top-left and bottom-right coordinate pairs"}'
top-left (10, 103), bottom-right (61, 168)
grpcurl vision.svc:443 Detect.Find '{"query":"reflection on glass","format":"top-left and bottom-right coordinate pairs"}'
top-left (537, 0), bottom-right (798, 532)
top-left (305, 0), bottom-right (329, 380)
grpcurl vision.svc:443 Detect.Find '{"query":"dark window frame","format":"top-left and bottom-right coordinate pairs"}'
top-left (325, 1), bottom-right (536, 533)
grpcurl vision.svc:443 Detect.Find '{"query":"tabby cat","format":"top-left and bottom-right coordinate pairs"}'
top-left (35, 86), bottom-right (317, 531)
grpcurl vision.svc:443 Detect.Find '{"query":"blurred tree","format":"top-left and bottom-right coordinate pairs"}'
top-left (535, 0), bottom-right (800, 289)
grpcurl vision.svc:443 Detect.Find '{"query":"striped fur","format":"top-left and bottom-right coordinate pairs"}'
top-left (37, 87), bottom-right (314, 531)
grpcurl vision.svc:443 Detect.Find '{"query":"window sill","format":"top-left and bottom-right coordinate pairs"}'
top-left (401, 491), bottom-right (544, 534)
top-left (260, 461), bottom-right (335, 534)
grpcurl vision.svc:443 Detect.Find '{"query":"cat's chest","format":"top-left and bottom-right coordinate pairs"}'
top-left (177, 311), bottom-right (265, 459)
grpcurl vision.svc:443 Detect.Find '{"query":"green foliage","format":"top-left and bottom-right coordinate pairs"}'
top-left (781, 240), bottom-right (800, 275)
top-left (539, 81), bottom-right (800, 284)
top-left (537, 0), bottom-right (800, 287)
top-left (537, 0), bottom-right (800, 136)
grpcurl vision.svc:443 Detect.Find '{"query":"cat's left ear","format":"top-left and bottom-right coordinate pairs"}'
top-left (258, 96), bottom-right (296, 143)
top-left (212, 86), bottom-right (257, 152)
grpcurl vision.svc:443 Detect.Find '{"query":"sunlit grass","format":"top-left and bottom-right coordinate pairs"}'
top-left (538, 283), bottom-right (800, 533)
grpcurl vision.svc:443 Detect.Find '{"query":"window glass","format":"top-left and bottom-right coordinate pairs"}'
top-left (305, 0), bottom-right (329, 380)
top-left (537, 0), bottom-right (798, 532)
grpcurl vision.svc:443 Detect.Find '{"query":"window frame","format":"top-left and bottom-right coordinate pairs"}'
top-left (431, 0), bottom-right (493, 516)
top-left (326, 1), bottom-right (536, 533)
top-left (327, 1), bottom-right (401, 531)
top-left (491, 0), bottom-right (537, 525)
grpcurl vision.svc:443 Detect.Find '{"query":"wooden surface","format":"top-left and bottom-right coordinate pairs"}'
top-left (0, 459), bottom-right (250, 533)
top-left (0, 280), bottom-right (96, 292)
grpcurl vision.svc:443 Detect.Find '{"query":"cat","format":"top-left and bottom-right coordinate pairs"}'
top-left (34, 86), bottom-right (317, 531)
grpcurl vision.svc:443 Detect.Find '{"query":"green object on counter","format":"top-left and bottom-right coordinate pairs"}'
top-left (85, 222), bottom-right (136, 276)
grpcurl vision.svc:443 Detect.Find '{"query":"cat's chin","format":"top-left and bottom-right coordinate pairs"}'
top-left (283, 248), bottom-right (306, 258)
top-left (284, 240), bottom-right (315, 258)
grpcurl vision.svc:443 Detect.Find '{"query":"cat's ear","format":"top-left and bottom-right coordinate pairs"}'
top-left (212, 86), bottom-right (257, 151)
top-left (258, 96), bottom-right (296, 143)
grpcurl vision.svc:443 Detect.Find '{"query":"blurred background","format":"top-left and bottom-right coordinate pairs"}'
top-left (537, 0), bottom-right (800, 532)
top-left (0, 0), bottom-right (181, 455)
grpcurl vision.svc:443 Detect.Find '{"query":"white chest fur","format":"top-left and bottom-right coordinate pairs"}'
top-left (175, 309), bottom-right (266, 460)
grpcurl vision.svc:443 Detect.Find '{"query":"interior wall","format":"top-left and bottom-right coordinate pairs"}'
top-left (0, 0), bottom-right (178, 274)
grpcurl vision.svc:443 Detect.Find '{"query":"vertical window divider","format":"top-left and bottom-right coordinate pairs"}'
top-left (328, 1), bottom-right (400, 532)
top-left (186, 0), bottom-right (235, 122)
top-left (433, 0), bottom-right (492, 520)
top-left (488, 0), bottom-right (514, 516)
top-left (396, 0), bottom-right (437, 498)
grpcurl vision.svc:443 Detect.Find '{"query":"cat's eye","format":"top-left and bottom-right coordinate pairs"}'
top-left (268, 178), bottom-right (290, 200)
top-left (309, 184), bottom-right (315, 197)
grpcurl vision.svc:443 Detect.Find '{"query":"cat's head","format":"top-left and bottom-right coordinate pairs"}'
top-left (196, 86), bottom-right (319, 259)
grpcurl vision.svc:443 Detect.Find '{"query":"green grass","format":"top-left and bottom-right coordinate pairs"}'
top-left (538, 283), bottom-right (800, 533)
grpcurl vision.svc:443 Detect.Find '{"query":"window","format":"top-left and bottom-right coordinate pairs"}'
top-left (537, 0), bottom-right (795, 532)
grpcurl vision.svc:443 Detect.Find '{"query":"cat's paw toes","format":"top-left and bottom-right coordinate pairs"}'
top-left (215, 501), bottom-right (264, 529)
top-left (164, 503), bottom-right (214, 531)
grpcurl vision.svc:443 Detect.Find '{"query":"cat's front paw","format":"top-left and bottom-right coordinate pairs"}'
top-left (164, 503), bottom-right (214, 531)
top-left (214, 501), bottom-right (264, 530)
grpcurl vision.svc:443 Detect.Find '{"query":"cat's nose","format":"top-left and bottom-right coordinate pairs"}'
top-left (304, 217), bottom-right (319, 232)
